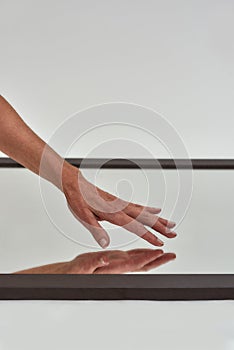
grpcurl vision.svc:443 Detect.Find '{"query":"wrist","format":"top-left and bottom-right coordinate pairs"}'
top-left (61, 161), bottom-right (80, 194)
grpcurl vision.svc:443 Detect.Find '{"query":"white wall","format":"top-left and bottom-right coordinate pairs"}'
top-left (1, 1), bottom-right (234, 349)
top-left (0, 300), bottom-right (234, 350)
top-left (1, 0), bottom-right (234, 158)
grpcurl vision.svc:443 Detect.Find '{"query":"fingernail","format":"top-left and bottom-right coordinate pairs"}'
top-left (157, 239), bottom-right (164, 246)
top-left (170, 231), bottom-right (177, 236)
top-left (99, 238), bottom-right (108, 248)
top-left (155, 249), bottom-right (164, 254)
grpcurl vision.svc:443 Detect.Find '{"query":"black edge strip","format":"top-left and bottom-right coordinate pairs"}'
top-left (1, 158), bottom-right (234, 169)
top-left (0, 275), bottom-right (234, 300)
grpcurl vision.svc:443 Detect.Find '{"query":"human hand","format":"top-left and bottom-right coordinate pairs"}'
top-left (79, 248), bottom-right (176, 274)
top-left (62, 164), bottom-right (177, 249)
top-left (15, 248), bottom-right (175, 274)
top-left (0, 96), bottom-right (176, 250)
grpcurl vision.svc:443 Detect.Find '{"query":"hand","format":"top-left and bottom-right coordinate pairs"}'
top-left (0, 96), bottom-right (177, 251)
top-left (14, 249), bottom-right (176, 274)
top-left (62, 164), bottom-right (177, 249)
top-left (77, 249), bottom-right (176, 274)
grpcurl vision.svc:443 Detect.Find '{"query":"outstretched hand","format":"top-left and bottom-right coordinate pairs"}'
top-left (76, 249), bottom-right (176, 274)
top-left (62, 164), bottom-right (177, 249)
top-left (0, 96), bottom-right (177, 251)
top-left (14, 249), bottom-right (176, 274)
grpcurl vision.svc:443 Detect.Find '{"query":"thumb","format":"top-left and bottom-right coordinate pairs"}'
top-left (67, 204), bottom-right (110, 249)
top-left (90, 253), bottom-right (110, 273)
top-left (82, 214), bottom-right (110, 249)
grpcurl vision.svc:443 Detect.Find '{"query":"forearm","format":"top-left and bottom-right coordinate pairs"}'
top-left (13, 261), bottom-right (71, 274)
top-left (0, 95), bottom-right (74, 190)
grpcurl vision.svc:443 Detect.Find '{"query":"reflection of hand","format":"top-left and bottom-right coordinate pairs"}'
top-left (14, 249), bottom-right (176, 274)
top-left (62, 164), bottom-right (177, 249)
top-left (69, 249), bottom-right (176, 274)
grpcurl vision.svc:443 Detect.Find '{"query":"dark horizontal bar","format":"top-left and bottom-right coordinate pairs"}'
top-left (1, 157), bottom-right (234, 169)
top-left (0, 274), bottom-right (233, 300)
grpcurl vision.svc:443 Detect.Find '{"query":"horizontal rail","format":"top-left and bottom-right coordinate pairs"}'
top-left (1, 158), bottom-right (234, 169)
top-left (0, 274), bottom-right (233, 300)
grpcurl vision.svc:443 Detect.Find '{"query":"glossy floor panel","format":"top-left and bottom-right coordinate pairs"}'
top-left (0, 169), bottom-right (233, 273)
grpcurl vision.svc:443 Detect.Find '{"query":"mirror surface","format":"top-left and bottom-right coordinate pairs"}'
top-left (0, 168), bottom-right (233, 274)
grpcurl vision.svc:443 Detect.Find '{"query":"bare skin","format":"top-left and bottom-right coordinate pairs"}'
top-left (0, 95), bottom-right (177, 273)
top-left (14, 249), bottom-right (176, 274)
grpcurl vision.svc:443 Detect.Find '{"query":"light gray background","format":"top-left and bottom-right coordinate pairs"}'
top-left (0, 300), bottom-right (234, 350)
top-left (1, 0), bottom-right (234, 349)
top-left (1, 0), bottom-right (234, 158)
